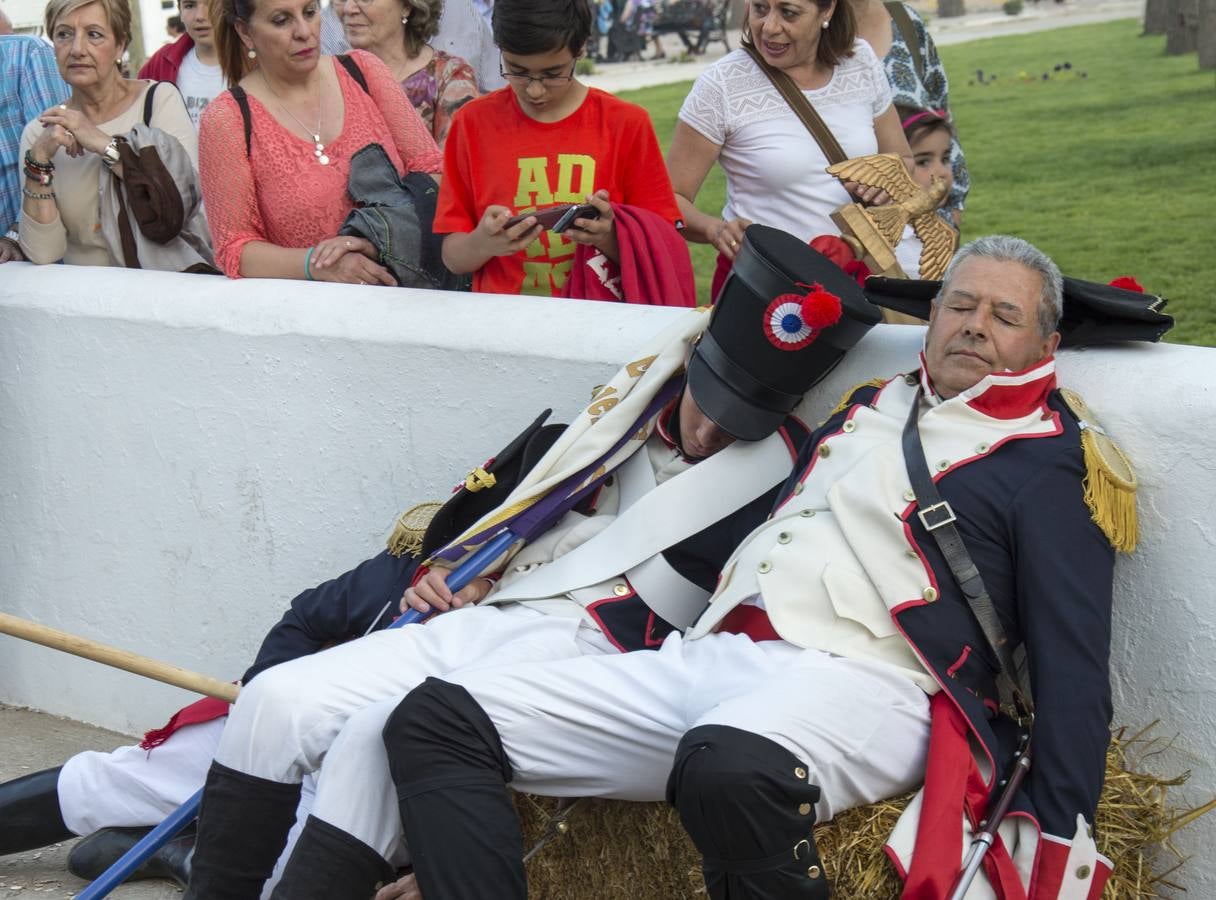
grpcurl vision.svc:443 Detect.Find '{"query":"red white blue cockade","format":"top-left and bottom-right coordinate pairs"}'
top-left (761, 282), bottom-right (844, 352)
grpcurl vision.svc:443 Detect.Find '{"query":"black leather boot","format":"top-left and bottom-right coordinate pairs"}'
top-left (182, 762), bottom-right (302, 900)
top-left (0, 766), bottom-right (73, 855)
top-left (383, 678), bottom-right (526, 900)
top-left (668, 725), bottom-right (830, 899)
top-left (268, 815), bottom-right (395, 900)
top-left (67, 824), bottom-right (195, 886)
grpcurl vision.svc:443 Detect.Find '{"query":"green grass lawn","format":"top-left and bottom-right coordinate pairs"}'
top-left (621, 20), bottom-right (1216, 346)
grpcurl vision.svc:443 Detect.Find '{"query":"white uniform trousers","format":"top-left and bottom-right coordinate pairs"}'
top-left (313, 630), bottom-right (932, 864)
top-left (215, 603), bottom-right (617, 861)
top-left (56, 717), bottom-right (315, 898)
top-left (458, 630), bottom-right (931, 809)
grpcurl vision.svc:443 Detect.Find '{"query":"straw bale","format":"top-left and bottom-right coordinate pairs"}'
top-left (515, 727), bottom-right (1214, 899)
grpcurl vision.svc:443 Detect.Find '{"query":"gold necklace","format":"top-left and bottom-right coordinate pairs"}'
top-left (260, 69), bottom-right (329, 165)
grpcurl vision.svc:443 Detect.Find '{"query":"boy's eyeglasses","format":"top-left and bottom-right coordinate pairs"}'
top-left (499, 59), bottom-right (577, 88)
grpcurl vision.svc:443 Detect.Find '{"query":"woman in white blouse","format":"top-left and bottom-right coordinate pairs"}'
top-left (19, 0), bottom-right (198, 266)
top-left (667, 0), bottom-right (911, 295)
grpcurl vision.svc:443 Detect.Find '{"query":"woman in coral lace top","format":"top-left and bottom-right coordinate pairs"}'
top-left (199, 0), bottom-right (443, 282)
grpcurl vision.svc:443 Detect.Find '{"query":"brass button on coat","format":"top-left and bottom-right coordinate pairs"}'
top-left (922, 587), bottom-right (938, 602)
top-left (936, 459), bottom-right (950, 472)
top-left (905, 373), bottom-right (918, 386)
top-left (842, 420), bottom-right (856, 433)
top-left (905, 548), bottom-right (919, 559)
top-left (798, 803), bottom-right (812, 815)
top-left (793, 483), bottom-right (805, 496)
top-left (903, 489), bottom-right (916, 503)
top-left (1075, 865), bottom-right (1091, 879)
top-left (807, 866), bottom-right (822, 878)
top-left (757, 561), bottom-right (773, 574)
top-left (794, 766), bottom-right (807, 779)
top-left (777, 532), bottom-right (792, 544)
top-left (975, 442), bottom-right (991, 454)
top-left (800, 509), bottom-right (816, 518)
top-left (817, 444), bottom-right (831, 458)
top-left (613, 583), bottom-right (629, 596)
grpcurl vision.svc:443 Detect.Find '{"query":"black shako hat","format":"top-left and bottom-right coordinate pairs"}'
top-left (864, 275), bottom-right (1173, 346)
top-left (688, 224), bottom-right (882, 442)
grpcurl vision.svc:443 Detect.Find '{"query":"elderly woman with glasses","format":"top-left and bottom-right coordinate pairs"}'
top-left (18, 0), bottom-right (204, 267)
top-left (197, 0), bottom-right (444, 282)
top-left (339, 0), bottom-right (480, 149)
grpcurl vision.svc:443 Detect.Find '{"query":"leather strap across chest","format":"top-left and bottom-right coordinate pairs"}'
top-left (901, 393), bottom-right (1032, 715)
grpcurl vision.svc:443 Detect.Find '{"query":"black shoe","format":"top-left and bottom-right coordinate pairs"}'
top-left (0, 767), bottom-right (72, 855)
top-left (67, 825), bottom-right (195, 887)
top-left (182, 762), bottom-right (302, 900)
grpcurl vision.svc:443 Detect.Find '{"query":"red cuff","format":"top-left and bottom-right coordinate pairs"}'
top-left (1030, 834), bottom-right (1111, 900)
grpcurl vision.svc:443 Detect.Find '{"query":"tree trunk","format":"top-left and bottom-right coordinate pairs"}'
top-left (1166, 0), bottom-right (1199, 53)
top-left (938, 0), bottom-right (966, 17)
top-left (1144, 0), bottom-right (1169, 33)
top-left (1199, 0), bottom-right (1216, 67)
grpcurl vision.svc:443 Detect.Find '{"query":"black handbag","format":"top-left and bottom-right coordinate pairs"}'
top-left (863, 275), bottom-right (1173, 346)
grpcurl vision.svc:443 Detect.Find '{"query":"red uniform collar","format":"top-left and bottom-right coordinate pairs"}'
top-left (917, 353), bottom-right (1057, 420)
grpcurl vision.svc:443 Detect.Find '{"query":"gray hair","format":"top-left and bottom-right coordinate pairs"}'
top-left (937, 235), bottom-right (1063, 338)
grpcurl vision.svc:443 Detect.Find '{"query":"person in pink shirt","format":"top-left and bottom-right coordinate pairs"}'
top-left (198, 0), bottom-right (443, 283)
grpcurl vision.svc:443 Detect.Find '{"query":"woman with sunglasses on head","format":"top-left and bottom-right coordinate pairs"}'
top-left (197, 0), bottom-right (443, 282)
top-left (667, 0), bottom-right (914, 298)
top-left (340, 0), bottom-right (479, 149)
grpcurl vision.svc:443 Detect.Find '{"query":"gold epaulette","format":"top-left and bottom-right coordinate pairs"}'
top-left (827, 377), bottom-right (889, 419)
top-left (386, 501), bottom-right (443, 558)
top-left (1059, 388), bottom-right (1138, 553)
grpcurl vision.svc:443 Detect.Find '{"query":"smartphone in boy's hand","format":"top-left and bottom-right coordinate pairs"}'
top-left (503, 203), bottom-right (601, 234)
top-left (551, 204), bottom-right (601, 234)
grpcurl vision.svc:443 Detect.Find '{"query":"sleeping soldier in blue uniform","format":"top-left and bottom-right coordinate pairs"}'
top-left (371, 235), bottom-right (1128, 900)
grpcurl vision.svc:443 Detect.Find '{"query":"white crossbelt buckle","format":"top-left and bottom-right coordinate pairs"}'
top-left (918, 500), bottom-right (957, 531)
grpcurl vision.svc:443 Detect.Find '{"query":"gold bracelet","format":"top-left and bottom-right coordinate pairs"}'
top-left (22, 187), bottom-right (55, 201)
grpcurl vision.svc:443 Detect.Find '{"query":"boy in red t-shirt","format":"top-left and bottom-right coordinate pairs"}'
top-left (435, 0), bottom-right (684, 297)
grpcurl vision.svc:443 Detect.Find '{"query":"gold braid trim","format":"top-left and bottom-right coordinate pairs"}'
top-left (386, 502), bottom-right (443, 558)
top-left (827, 378), bottom-right (889, 418)
top-left (1060, 388), bottom-right (1138, 553)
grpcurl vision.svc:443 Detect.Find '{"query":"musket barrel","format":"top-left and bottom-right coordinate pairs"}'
top-left (0, 611), bottom-right (239, 703)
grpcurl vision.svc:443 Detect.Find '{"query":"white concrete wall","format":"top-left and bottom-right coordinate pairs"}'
top-left (1, 264), bottom-right (1214, 891)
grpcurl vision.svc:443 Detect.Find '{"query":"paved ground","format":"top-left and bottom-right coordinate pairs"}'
top-left (584, 0), bottom-right (1143, 92)
top-left (0, 705), bottom-right (180, 899)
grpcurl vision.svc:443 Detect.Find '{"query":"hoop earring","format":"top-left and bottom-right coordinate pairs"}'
top-left (247, 48), bottom-right (257, 58)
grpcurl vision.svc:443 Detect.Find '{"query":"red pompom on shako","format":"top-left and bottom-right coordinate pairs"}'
top-left (762, 282), bottom-right (843, 351)
top-left (1108, 276), bottom-right (1144, 293)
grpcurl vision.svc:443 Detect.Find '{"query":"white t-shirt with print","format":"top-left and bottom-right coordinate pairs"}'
top-left (678, 40), bottom-right (893, 243)
top-left (176, 47), bottom-right (226, 130)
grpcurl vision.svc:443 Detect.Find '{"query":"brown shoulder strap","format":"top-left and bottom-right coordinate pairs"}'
top-left (885, 1), bottom-right (924, 82)
top-left (740, 42), bottom-right (847, 164)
